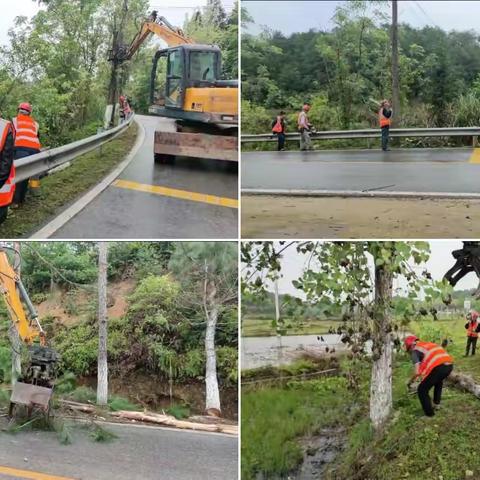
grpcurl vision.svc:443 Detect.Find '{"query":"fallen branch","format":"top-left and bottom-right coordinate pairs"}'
top-left (447, 371), bottom-right (480, 398)
top-left (111, 410), bottom-right (238, 435)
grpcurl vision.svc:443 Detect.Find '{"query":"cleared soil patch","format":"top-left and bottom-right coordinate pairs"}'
top-left (241, 195), bottom-right (480, 238)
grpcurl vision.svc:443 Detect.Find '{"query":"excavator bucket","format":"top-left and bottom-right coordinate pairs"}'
top-left (10, 382), bottom-right (53, 412)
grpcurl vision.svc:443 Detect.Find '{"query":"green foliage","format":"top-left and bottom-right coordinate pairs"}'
top-left (89, 423), bottom-right (118, 443)
top-left (166, 404), bottom-right (191, 420)
top-left (242, 4), bottom-right (480, 136)
top-left (108, 396), bottom-right (139, 412)
top-left (54, 372), bottom-right (77, 395)
top-left (67, 386), bottom-right (97, 404)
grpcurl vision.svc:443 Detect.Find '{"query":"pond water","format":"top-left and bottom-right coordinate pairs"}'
top-left (241, 334), bottom-right (345, 370)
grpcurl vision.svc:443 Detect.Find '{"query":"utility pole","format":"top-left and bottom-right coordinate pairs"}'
top-left (107, 0), bottom-right (129, 128)
top-left (391, 0), bottom-right (400, 127)
top-left (9, 242), bottom-right (22, 384)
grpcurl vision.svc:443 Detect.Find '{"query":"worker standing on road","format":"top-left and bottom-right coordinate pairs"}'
top-left (465, 310), bottom-right (480, 356)
top-left (405, 335), bottom-right (454, 417)
top-left (12, 103), bottom-right (41, 205)
top-left (272, 111), bottom-right (286, 151)
top-left (379, 99), bottom-right (392, 151)
top-left (0, 114), bottom-right (15, 223)
top-left (298, 103), bottom-right (313, 151)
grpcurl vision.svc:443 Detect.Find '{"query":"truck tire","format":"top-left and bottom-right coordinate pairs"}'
top-left (154, 153), bottom-right (175, 164)
top-left (0, 206), bottom-right (8, 224)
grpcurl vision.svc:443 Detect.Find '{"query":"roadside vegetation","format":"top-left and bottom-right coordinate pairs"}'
top-left (242, 1), bottom-right (480, 150)
top-left (0, 242), bottom-right (238, 428)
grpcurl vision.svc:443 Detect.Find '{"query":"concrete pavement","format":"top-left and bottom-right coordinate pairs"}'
top-left (50, 115), bottom-right (238, 239)
top-left (0, 422), bottom-right (238, 480)
top-left (242, 148), bottom-right (480, 195)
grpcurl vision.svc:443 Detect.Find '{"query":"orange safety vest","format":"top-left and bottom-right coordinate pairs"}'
top-left (379, 108), bottom-right (391, 128)
top-left (414, 341), bottom-right (453, 380)
top-left (12, 114), bottom-right (41, 150)
top-left (0, 119), bottom-right (16, 207)
top-left (467, 321), bottom-right (479, 338)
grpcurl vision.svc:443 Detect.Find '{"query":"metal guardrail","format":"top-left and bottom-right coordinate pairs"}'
top-left (241, 127), bottom-right (480, 144)
top-left (15, 115), bottom-right (134, 182)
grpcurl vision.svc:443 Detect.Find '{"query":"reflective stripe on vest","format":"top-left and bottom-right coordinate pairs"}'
top-left (467, 321), bottom-right (479, 338)
top-left (415, 341), bottom-right (453, 379)
top-left (12, 115), bottom-right (40, 150)
top-left (379, 108), bottom-right (391, 127)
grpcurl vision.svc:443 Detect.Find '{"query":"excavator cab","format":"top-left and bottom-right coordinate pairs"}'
top-left (149, 45), bottom-right (238, 125)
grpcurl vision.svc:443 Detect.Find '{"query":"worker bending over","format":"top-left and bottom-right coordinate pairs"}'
top-left (405, 335), bottom-right (453, 417)
top-left (12, 103), bottom-right (41, 204)
top-left (465, 310), bottom-right (480, 356)
top-left (298, 103), bottom-right (313, 151)
top-left (379, 99), bottom-right (392, 151)
top-left (0, 114), bottom-right (15, 222)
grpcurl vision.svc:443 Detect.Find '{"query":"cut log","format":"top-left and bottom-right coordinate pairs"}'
top-left (111, 410), bottom-right (238, 435)
top-left (447, 371), bottom-right (480, 398)
top-left (59, 399), bottom-right (96, 413)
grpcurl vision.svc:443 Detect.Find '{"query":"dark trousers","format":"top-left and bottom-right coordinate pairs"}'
top-left (417, 363), bottom-right (453, 417)
top-left (466, 336), bottom-right (478, 356)
top-left (13, 148), bottom-right (39, 204)
top-left (381, 126), bottom-right (390, 151)
top-left (277, 133), bottom-right (285, 151)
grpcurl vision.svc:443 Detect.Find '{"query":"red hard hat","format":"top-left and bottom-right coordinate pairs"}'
top-left (471, 311), bottom-right (479, 321)
top-left (18, 102), bottom-right (32, 113)
top-left (404, 335), bottom-right (418, 350)
top-left (119, 95), bottom-right (125, 101)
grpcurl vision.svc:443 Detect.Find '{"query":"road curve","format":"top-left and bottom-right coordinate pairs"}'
top-left (0, 422), bottom-right (238, 480)
top-left (242, 148), bottom-right (480, 194)
top-left (51, 115), bottom-right (238, 239)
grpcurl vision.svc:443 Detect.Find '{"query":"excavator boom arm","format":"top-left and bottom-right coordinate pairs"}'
top-left (123, 17), bottom-right (194, 62)
top-left (0, 248), bottom-right (43, 345)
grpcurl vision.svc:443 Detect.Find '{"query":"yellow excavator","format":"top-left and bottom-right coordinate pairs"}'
top-left (110, 12), bottom-right (238, 162)
top-left (0, 245), bottom-right (58, 418)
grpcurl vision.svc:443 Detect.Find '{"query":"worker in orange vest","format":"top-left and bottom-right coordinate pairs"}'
top-left (0, 115), bottom-right (15, 223)
top-left (379, 99), bottom-right (392, 151)
top-left (465, 310), bottom-right (480, 356)
top-left (12, 102), bottom-right (41, 204)
top-left (405, 335), bottom-right (453, 417)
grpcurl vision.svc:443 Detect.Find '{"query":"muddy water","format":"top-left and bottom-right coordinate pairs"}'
top-left (241, 334), bottom-right (345, 370)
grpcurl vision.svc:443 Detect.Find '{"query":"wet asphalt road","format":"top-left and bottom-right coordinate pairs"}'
top-left (0, 423), bottom-right (238, 480)
top-left (52, 115), bottom-right (238, 239)
top-left (242, 148), bottom-right (480, 194)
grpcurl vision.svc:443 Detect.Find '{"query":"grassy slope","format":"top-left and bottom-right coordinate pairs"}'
top-left (0, 122), bottom-right (138, 238)
top-left (242, 317), bottom-right (480, 480)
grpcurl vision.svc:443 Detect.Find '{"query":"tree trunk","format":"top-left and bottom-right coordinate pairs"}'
top-left (274, 279), bottom-right (283, 367)
top-left (8, 325), bottom-right (21, 385)
top-left (370, 263), bottom-right (393, 429)
top-left (96, 242), bottom-right (108, 406)
top-left (205, 304), bottom-right (221, 415)
top-left (391, 0), bottom-right (400, 127)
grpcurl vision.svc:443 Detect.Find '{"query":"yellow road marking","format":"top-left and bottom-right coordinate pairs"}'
top-left (469, 149), bottom-right (480, 163)
top-left (112, 179), bottom-right (238, 209)
top-left (0, 465), bottom-right (75, 480)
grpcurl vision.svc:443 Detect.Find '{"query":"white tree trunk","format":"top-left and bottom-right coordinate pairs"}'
top-left (205, 305), bottom-right (221, 415)
top-left (96, 242), bottom-right (108, 406)
top-left (8, 324), bottom-right (21, 385)
top-left (370, 263), bottom-right (394, 429)
top-left (370, 334), bottom-right (392, 429)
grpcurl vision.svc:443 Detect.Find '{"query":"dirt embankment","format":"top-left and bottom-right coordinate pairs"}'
top-left (242, 195), bottom-right (480, 238)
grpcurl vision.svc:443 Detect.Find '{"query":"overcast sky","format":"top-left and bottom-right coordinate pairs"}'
top-left (245, 241), bottom-right (477, 298)
top-left (0, 0), bottom-right (235, 46)
top-left (243, 1), bottom-right (480, 36)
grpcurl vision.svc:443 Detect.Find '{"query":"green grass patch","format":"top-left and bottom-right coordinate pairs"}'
top-left (241, 371), bottom-right (368, 479)
top-left (67, 386), bottom-right (97, 404)
top-left (166, 404), bottom-right (191, 419)
top-left (108, 396), bottom-right (139, 412)
top-left (242, 316), bottom-right (335, 337)
top-left (0, 122), bottom-right (138, 237)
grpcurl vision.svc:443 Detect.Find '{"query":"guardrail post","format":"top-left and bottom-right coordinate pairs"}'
top-left (473, 136), bottom-right (478, 148)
